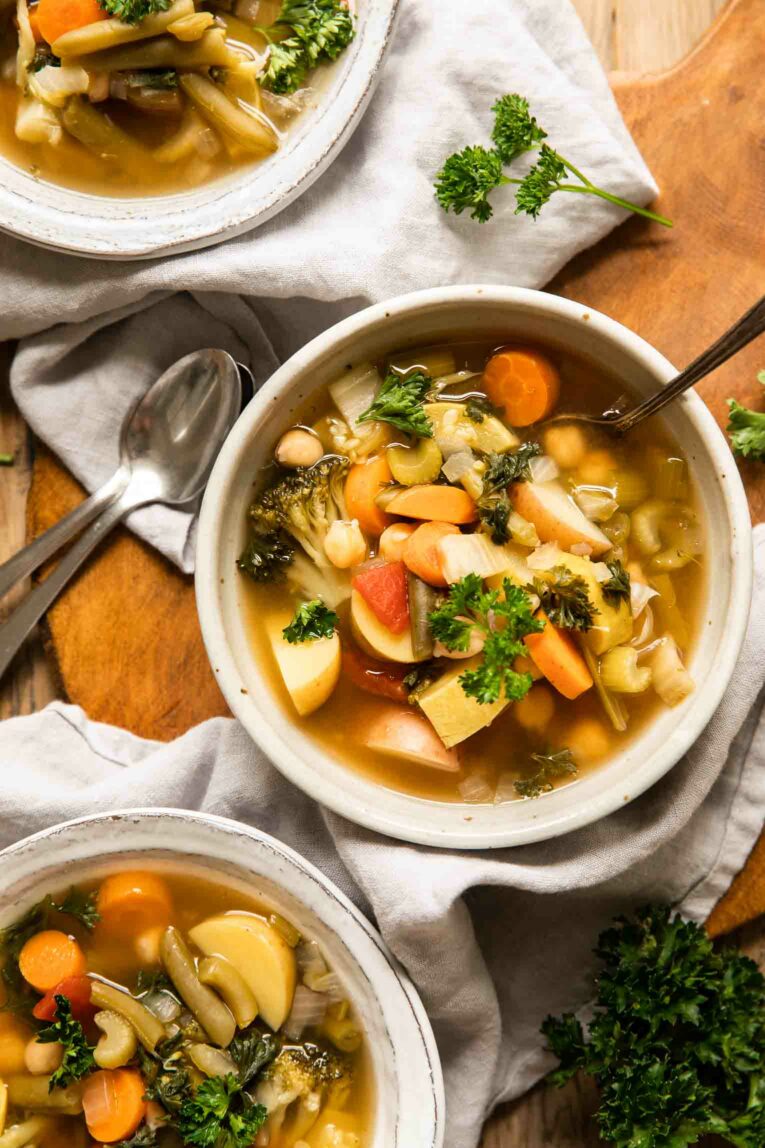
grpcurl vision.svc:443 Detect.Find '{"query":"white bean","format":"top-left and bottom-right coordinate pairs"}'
top-left (275, 428), bottom-right (324, 469)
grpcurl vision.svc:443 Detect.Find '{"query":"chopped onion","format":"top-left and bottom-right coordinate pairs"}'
top-left (573, 486), bottom-right (618, 522)
top-left (494, 772), bottom-right (518, 805)
top-left (307, 971), bottom-right (344, 1002)
top-left (527, 542), bottom-right (565, 570)
top-left (630, 580), bottom-right (659, 617)
top-left (284, 985), bottom-right (328, 1039)
top-left (33, 64), bottom-right (90, 106)
top-left (458, 772), bottom-right (495, 803)
top-left (630, 605), bottom-right (655, 647)
top-left (296, 939), bottom-right (328, 987)
top-left (529, 455), bottom-right (559, 484)
top-left (591, 561), bottom-right (611, 583)
top-left (441, 449), bottom-right (475, 484)
top-left (571, 542), bottom-right (593, 557)
top-left (195, 126), bottom-right (221, 158)
top-left (142, 990), bottom-right (181, 1023)
top-left (649, 636), bottom-right (694, 706)
top-left (329, 364), bottom-right (382, 427)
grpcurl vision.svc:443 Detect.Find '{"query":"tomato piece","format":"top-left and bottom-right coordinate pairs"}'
top-left (343, 643), bottom-right (411, 703)
top-left (352, 562), bottom-right (410, 634)
top-left (33, 974), bottom-right (95, 1026)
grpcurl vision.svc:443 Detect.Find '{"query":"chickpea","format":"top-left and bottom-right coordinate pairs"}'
top-left (25, 1037), bottom-right (63, 1075)
top-left (434, 617), bottom-right (485, 660)
top-left (274, 427), bottom-right (324, 469)
top-left (324, 520), bottom-right (367, 569)
top-left (543, 424), bottom-right (587, 470)
top-left (565, 717), bottom-right (610, 764)
top-left (135, 925), bottom-right (164, 966)
top-left (379, 522), bottom-right (416, 563)
top-left (514, 684), bottom-right (555, 732)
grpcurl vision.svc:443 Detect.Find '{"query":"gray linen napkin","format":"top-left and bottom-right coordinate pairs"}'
top-left (7, 0), bottom-right (658, 569)
top-left (0, 528), bottom-right (762, 1148)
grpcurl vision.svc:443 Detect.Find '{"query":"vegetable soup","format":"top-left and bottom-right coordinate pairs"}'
top-left (0, 0), bottom-right (354, 195)
top-left (239, 340), bottom-right (705, 804)
top-left (0, 868), bottom-right (372, 1146)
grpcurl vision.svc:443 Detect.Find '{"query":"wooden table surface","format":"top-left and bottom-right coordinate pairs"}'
top-left (0, 2), bottom-right (762, 1147)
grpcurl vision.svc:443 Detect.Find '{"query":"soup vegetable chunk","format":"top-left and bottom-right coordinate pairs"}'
top-left (240, 341), bottom-right (705, 804)
top-left (0, 871), bottom-right (370, 1146)
top-left (0, 0), bottom-right (354, 194)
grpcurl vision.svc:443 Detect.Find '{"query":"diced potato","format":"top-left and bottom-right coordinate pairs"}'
top-left (189, 913), bottom-right (296, 1032)
top-left (510, 480), bottom-right (611, 556)
top-left (363, 707), bottom-right (460, 772)
top-left (350, 590), bottom-right (425, 664)
top-left (417, 657), bottom-right (508, 748)
top-left (423, 402), bottom-right (520, 454)
top-left (539, 551), bottom-right (632, 655)
top-left (265, 610), bottom-right (341, 717)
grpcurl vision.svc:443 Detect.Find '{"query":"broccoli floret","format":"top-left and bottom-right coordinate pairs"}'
top-left (254, 1044), bottom-right (352, 1139)
top-left (240, 456), bottom-right (352, 607)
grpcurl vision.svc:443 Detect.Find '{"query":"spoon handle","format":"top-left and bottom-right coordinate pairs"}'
top-left (613, 293), bottom-right (765, 432)
top-left (0, 466), bottom-right (128, 601)
top-left (0, 495), bottom-right (130, 682)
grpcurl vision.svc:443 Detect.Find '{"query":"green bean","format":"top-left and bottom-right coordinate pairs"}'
top-left (0, 1117), bottom-right (54, 1148)
top-left (53, 0), bottom-right (193, 57)
top-left (70, 29), bottom-right (235, 71)
top-left (61, 100), bottom-right (149, 177)
top-left (407, 572), bottom-right (435, 661)
top-left (160, 926), bottom-right (235, 1048)
top-left (198, 956), bottom-right (258, 1029)
top-left (89, 980), bottom-right (166, 1052)
top-left (5, 1077), bottom-right (82, 1114)
top-left (178, 73), bottom-right (277, 154)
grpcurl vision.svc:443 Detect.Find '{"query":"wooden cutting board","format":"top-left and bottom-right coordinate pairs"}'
top-left (27, 0), bottom-right (764, 930)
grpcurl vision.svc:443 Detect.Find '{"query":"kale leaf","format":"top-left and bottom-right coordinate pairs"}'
top-left (514, 748), bottom-right (578, 798)
top-left (357, 370), bottom-right (433, 438)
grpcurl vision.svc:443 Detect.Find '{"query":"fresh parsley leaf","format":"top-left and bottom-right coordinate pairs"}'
top-left (237, 530), bottom-right (295, 582)
top-left (601, 559), bottom-right (631, 606)
top-left (177, 1074), bottom-right (267, 1148)
top-left (429, 575), bottom-right (542, 704)
top-left (259, 0), bottom-right (354, 93)
top-left (55, 888), bottom-right (101, 931)
top-left (357, 370), bottom-right (433, 438)
top-left (434, 145), bottom-right (508, 223)
top-left (97, 0), bottom-right (172, 24)
top-left (435, 93), bottom-right (673, 228)
top-left (465, 396), bottom-right (502, 423)
top-left (727, 372), bottom-right (765, 460)
top-left (543, 904), bottom-right (765, 1147)
top-left (530, 565), bottom-right (595, 631)
top-left (283, 599), bottom-right (338, 644)
top-left (136, 969), bottom-right (176, 997)
top-left (478, 499), bottom-right (511, 545)
top-left (37, 995), bottom-right (96, 1091)
top-left (514, 748), bottom-right (578, 798)
top-left (229, 1027), bottom-right (280, 1087)
top-left (28, 45), bottom-right (60, 72)
top-left (260, 35), bottom-right (307, 94)
top-left (476, 443), bottom-right (542, 543)
top-left (404, 661), bottom-right (443, 703)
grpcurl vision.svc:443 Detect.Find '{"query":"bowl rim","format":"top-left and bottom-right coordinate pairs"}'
top-left (0, 0), bottom-right (400, 259)
top-left (0, 806), bottom-right (445, 1148)
top-left (196, 284), bottom-right (753, 849)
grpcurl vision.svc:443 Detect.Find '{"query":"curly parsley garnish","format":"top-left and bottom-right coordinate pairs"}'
top-left (283, 599), bottom-right (338, 643)
top-left (543, 904), bottom-right (765, 1147)
top-left (477, 443), bottom-right (542, 543)
top-left (435, 93), bottom-right (673, 227)
top-left (357, 370), bottom-right (433, 438)
top-left (727, 371), bottom-right (765, 461)
top-left (259, 0), bottom-right (355, 94)
top-left (37, 995), bottom-right (96, 1091)
top-left (514, 748), bottom-right (578, 798)
top-left (530, 565), bottom-right (595, 631)
top-left (601, 558), bottom-right (631, 606)
top-left (97, 0), bottom-right (171, 24)
top-left (177, 1074), bottom-right (267, 1148)
top-left (428, 574), bottom-right (542, 704)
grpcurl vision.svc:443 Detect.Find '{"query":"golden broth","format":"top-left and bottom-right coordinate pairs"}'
top-left (241, 340), bottom-right (705, 803)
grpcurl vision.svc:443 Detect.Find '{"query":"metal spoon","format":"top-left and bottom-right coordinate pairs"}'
top-left (542, 293), bottom-right (765, 434)
top-left (0, 348), bottom-right (241, 681)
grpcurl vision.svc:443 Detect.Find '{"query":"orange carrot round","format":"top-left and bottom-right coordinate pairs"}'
top-left (483, 348), bottom-right (560, 427)
top-left (18, 930), bottom-right (87, 993)
top-left (36, 0), bottom-right (107, 44)
top-left (83, 1069), bottom-right (146, 1144)
top-left (385, 484), bottom-right (477, 525)
top-left (523, 612), bottom-right (592, 700)
top-left (97, 872), bottom-right (172, 937)
top-left (345, 455), bottom-right (395, 537)
top-left (403, 521), bottom-right (459, 587)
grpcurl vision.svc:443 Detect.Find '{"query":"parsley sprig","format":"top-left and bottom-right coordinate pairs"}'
top-left (36, 995), bottom-right (96, 1091)
top-left (357, 370), bottom-right (433, 438)
top-left (96, 0), bottom-right (171, 24)
top-left (435, 93), bottom-right (673, 227)
top-left (177, 1074), bottom-right (267, 1148)
top-left (515, 748), bottom-right (578, 798)
top-left (428, 574), bottom-right (542, 704)
top-left (544, 904), bottom-right (765, 1147)
top-left (477, 443), bottom-right (542, 544)
top-left (727, 371), bottom-right (765, 461)
top-left (259, 0), bottom-right (355, 94)
top-left (529, 565), bottom-right (595, 631)
top-left (601, 558), bottom-right (631, 606)
top-left (283, 599), bottom-right (338, 643)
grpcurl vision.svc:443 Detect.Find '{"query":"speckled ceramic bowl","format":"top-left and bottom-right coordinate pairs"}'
top-left (0, 808), bottom-right (444, 1147)
top-left (0, 0), bottom-right (399, 259)
top-left (196, 285), bottom-right (753, 849)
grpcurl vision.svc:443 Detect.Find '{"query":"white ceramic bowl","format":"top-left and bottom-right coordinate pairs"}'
top-left (0, 808), bottom-right (444, 1147)
top-left (0, 0), bottom-right (398, 259)
top-left (196, 285), bottom-right (753, 849)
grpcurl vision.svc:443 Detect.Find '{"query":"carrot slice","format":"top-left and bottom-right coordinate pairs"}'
top-left (403, 521), bottom-right (459, 587)
top-left (345, 455), bottom-right (395, 537)
top-left (483, 348), bottom-right (560, 427)
top-left (36, 0), bottom-right (107, 45)
top-left (18, 930), bottom-right (87, 993)
top-left (83, 1069), bottom-right (146, 1144)
top-left (97, 872), bottom-right (172, 937)
top-left (523, 612), bottom-right (593, 700)
top-left (385, 485), bottom-right (477, 525)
